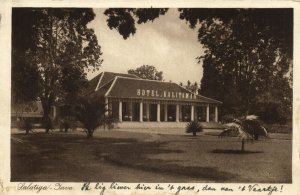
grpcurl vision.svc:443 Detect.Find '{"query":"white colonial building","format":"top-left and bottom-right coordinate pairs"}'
top-left (85, 72), bottom-right (222, 125)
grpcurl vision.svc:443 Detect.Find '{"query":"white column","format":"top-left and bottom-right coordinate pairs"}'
top-left (164, 104), bottom-right (168, 122)
top-left (129, 101), bottom-right (133, 121)
top-left (194, 106), bottom-right (198, 121)
top-left (157, 103), bottom-right (160, 122)
top-left (179, 105), bottom-right (182, 121)
top-left (139, 102), bottom-right (143, 122)
top-left (146, 104), bottom-right (150, 121)
top-left (215, 106), bottom-right (218, 122)
top-left (119, 101), bottom-right (122, 122)
top-left (108, 102), bottom-right (112, 115)
top-left (176, 104), bottom-right (180, 122)
top-left (191, 105), bottom-right (194, 121)
top-left (105, 98), bottom-right (108, 116)
top-left (206, 104), bottom-right (210, 122)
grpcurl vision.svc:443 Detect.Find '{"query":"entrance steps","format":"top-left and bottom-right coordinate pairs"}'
top-left (116, 121), bottom-right (225, 130)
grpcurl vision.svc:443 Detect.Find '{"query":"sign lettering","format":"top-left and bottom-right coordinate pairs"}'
top-left (136, 89), bottom-right (196, 100)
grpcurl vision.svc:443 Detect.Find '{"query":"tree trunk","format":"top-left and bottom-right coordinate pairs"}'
top-left (41, 94), bottom-right (54, 133)
top-left (86, 129), bottom-right (94, 139)
top-left (193, 131), bottom-right (196, 136)
top-left (43, 117), bottom-right (51, 133)
top-left (241, 138), bottom-right (245, 152)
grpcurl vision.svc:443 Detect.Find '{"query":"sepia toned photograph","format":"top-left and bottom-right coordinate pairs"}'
top-left (10, 7), bottom-right (293, 185)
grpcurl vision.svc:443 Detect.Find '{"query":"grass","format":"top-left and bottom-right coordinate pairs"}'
top-left (11, 130), bottom-right (292, 183)
top-left (265, 123), bottom-right (292, 134)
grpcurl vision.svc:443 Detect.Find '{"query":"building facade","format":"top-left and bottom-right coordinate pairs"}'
top-left (86, 72), bottom-right (222, 123)
top-left (11, 101), bottom-right (57, 127)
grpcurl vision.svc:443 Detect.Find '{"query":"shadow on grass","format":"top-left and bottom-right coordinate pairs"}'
top-left (11, 134), bottom-right (66, 181)
top-left (105, 156), bottom-right (235, 182)
top-left (212, 149), bottom-right (263, 154)
top-left (92, 140), bottom-right (236, 181)
top-left (12, 133), bottom-right (237, 182)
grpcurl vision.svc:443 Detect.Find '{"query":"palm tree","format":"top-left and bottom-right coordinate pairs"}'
top-left (219, 116), bottom-right (268, 152)
top-left (74, 96), bottom-right (114, 138)
top-left (186, 121), bottom-right (203, 136)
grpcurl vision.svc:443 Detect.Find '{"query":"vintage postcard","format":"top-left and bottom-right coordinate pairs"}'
top-left (0, 0), bottom-right (299, 195)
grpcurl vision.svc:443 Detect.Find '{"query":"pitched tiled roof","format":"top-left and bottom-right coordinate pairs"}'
top-left (91, 79), bottom-right (114, 99)
top-left (106, 76), bottom-right (222, 104)
top-left (87, 72), bottom-right (221, 104)
top-left (96, 72), bottom-right (140, 90)
top-left (84, 71), bottom-right (140, 95)
top-left (84, 72), bottom-right (103, 95)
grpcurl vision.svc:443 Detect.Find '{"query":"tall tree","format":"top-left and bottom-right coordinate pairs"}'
top-left (12, 8), bottom-right (103, 132)
top-left (179, 9), bottom-right (293, 120)
top-left (12, 9), bottom-right (39, 107)
top-left (128, 65), bottom-right (163, 81)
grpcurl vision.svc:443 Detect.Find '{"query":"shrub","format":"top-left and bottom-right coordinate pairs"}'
top-left (254, 102), bottom-right (290, 124)
top-left (18, 118), bottom-right (32, 134)
top-left (59, 119), bottom-right (71, 132)
top-left (221, 114), bottom-right (235, 123)
top-left (186, 121), bottom-right (203, 136)
top-left (103, 116), bottom-right (119, 130)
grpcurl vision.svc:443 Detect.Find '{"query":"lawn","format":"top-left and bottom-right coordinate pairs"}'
top-left (11, 130), bottom-right (292, 183)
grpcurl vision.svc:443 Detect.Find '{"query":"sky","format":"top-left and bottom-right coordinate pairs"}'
top-left (87, 8), bottom-right (204, 85)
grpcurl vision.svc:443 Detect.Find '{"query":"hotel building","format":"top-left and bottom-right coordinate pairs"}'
top-left (85, 72), bottom-right (222, 124)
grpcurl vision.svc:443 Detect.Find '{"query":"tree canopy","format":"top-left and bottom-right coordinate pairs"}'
top-left (128, 65), bottom-right (163, 81)
top-left (104, 8), bottom-right (168, 39)
top-left (180, 9), bottom-right (293, 121)
top-left (108, 8), bottom-right (292, 122)
top-left (12, 8), bottom-right (103, 128)
top-left (184, 81), bottom-right (199, 94)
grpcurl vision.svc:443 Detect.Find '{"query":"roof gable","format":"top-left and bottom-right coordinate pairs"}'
top-left (96, 72), bottom-right (140, 91)
top-left (84, 72), bottom-right (103, 95)
top-left (92, 79), bottom-right (115, 98)
top-left (84, 72), bottom-right (140, 95)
